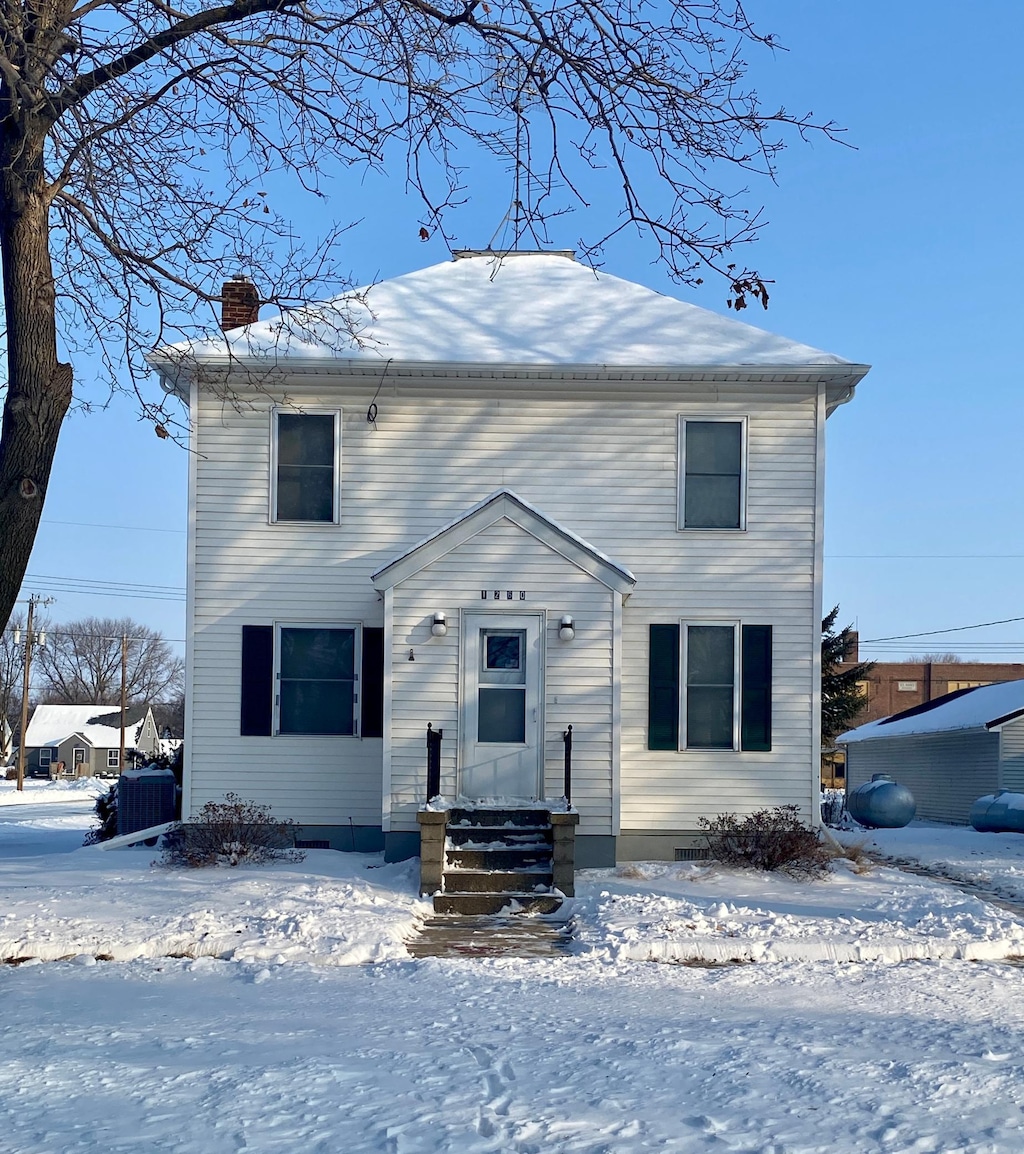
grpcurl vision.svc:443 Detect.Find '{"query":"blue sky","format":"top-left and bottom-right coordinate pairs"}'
top-left (17, 0), bottom-right (1024, 663)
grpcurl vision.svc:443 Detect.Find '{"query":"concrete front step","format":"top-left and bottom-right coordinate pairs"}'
top-left (448, 808), bottom-right (551, 828)
top-left (446, 848), bottom-right (552, 871)
top-left (446, 827), bottom-right (552, 849)
top-left (445, 868), bottom-right (553, 893)
top-left (433, 892), bottom-right (564, 916)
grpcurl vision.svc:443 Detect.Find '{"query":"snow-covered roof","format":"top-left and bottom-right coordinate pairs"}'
top-left (170, 251), bottom-right (860, 370)
top-left (838, 681), bottom-right (1024, 744)
top-left (24, 705), bottom-right (149, 749)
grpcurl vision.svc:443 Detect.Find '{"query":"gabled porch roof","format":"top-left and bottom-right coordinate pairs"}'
top-left (370, 489), bottom-right (637, 596)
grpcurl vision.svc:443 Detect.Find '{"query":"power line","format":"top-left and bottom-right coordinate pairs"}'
top-left (861, 615), bottom-right (1024, 644)
top-left (23, 572), bottom-right (185, 603)
top-left (40, 518), bottom-right (185, 536)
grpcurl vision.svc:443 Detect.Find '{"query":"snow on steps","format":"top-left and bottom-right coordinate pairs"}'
top-left (438, 807), bottom-right (561, 916)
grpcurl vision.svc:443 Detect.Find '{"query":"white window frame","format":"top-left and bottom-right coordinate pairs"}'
top-left (38, 748), bottom-right (52, 766)
top-left (269, 407), bottom-right (342, 525)
top-left (679, 620), bottom-right (741, 752)
top-left (274, 621), bottom-right (362, 737)
top-left (107, 749), bottom-right (120, 769)
top-left (72, 747), bottom-right (87, 765)
top-left (677, 416), bottom-right (748, 532)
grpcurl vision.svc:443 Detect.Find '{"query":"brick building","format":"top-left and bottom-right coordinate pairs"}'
top-left (840, 635), bottom-right (1024, 726)
top-left (823, 635), bottom-right (1024, 786)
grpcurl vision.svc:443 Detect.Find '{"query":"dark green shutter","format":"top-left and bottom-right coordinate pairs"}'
top-left (240, 625), bottom-right (274, 736)
top-left (741, 625), bottom-right (772, 751)
top-left (361, 628), bottom-right (385, 738)
top-left (648, 624), bottom-right (680, 750)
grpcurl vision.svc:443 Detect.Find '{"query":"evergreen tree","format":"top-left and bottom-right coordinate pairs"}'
top-left (821, 606), bottom-right (874, 751)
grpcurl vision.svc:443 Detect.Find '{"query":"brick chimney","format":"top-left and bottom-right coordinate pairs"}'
top-left (221, 275), bottom-right (260, 330)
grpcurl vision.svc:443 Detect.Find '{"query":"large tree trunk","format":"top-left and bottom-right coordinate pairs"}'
top-left (0, 141), bottom-right (73, 631)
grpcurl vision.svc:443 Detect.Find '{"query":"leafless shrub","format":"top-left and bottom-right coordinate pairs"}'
top-left (698, 806), bottom-right (832, 879)
top-left (161, 793), bottom-right (305, 868)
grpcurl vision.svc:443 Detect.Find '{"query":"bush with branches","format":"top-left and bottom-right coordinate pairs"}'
top-left (699, 805), bottom-right (832, 879)
top-left (162, 793), bottom-right (305, 868)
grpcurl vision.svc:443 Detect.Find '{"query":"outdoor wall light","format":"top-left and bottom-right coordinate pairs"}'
top-left (559, 615), bottom-right (576, 642)
top-left (431, 612), bottom-right (448, 637)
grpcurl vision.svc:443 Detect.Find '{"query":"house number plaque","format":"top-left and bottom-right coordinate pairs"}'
top-left (481, 590), bottom-right (527, 600)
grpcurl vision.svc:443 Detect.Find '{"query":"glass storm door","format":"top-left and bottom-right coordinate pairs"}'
top-left (461, 614), bottom-right (543, 800)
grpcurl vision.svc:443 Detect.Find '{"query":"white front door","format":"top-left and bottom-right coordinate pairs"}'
top-left (460, 613), bottom-right (543, 800)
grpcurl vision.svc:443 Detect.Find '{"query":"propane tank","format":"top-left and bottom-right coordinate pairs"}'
top-left (970, 790), bottom-right (1024, 834)
top-left (847, 773), bottom-right (916, 829)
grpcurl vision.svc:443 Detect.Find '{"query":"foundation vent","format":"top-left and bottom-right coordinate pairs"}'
top-left (674, 846), bottom-right (711, 862)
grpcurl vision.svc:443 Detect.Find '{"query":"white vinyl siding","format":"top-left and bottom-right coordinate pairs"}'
top-left (188, 380), bottom-right (820, 834)
top-left (384, 518), bottom-right (615, 835)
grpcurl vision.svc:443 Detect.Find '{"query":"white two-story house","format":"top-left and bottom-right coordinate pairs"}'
top-left (152, 250), bottom-right (868, 867)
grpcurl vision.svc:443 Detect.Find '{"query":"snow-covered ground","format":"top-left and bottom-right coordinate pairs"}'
top-left (3, 783), bottom-right (1024, 1152)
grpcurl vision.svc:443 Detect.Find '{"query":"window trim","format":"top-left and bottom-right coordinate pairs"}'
top-left (273, 621), bottom-right (362, 737)
top-left (269, 407), bottom-right (342, 525)
top-left (677, 415), bottom-right (748, 532)
top-left (107, 749), bottom-right (120, 769)
top-left (38, 748), bottom-right (52, 766)
top-left (680, 620), bottom-right (741, 751)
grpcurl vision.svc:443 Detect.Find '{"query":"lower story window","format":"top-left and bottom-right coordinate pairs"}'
top-left (278, 625), bottom-right (357, 735)
top-left (107, 749), bottom-right (120, 769)
top-left (39, 749), bottom-right (52, 766)
top-left (648, 622), bottom-right (772, 752)
top-left (685, 625), bottom-right (736, 749)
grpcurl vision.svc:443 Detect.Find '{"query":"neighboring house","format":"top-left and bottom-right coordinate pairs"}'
top-left (23, 705), bottom-right (162, 777)
top-left (839, 681), bottom-right (1024, 824)
top-left (151, 249), bottom-right (868, 865)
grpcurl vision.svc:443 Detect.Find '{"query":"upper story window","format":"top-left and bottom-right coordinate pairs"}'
top-left (272, 410), bottom-right (340, 523)
top-left (678, 418), bottom-right (746, 530)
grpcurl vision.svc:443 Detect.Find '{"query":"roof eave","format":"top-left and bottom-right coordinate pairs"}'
top-left (149, 351), bottom-right (869, 393)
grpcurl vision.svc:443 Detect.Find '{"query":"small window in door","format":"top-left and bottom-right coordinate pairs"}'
top-left (484, 633), bottom-right (522, 672)
top-left (479, 630), bottom-right (526, 743)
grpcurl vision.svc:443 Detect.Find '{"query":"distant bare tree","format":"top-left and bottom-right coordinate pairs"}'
top-left (0, 0), bottom-right (844, 632)
top-left (908, 653), bottom-right (964, 664)
top-left (152, 695), bottom-right (185, 739)
top-left (0, 613), bottom-right (24, 732)
top-left (34, 617), bottom-right (183, 705)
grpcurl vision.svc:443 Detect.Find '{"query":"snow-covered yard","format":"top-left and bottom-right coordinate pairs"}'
top-left (3, 782), bottom-right (1024, 1152)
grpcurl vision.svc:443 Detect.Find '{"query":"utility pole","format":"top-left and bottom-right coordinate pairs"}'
top-left (120, 633), bottom-right (127, 773)
top-left (15, 595), bottom-right (53, 792)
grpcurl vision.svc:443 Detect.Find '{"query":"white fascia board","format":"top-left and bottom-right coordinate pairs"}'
top-left (371, 489), bottom-right (636, 595)
top-left (151, 352), bottom-right (870, 390)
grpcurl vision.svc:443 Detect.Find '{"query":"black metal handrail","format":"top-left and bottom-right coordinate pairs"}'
top-left (562, 724), bottom-right (573, 805)
top-left (426, 723), bottom-right (443, 800)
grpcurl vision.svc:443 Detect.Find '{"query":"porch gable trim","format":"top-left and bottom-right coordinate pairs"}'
top-left (370, 489), bottom-right (637, 595)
